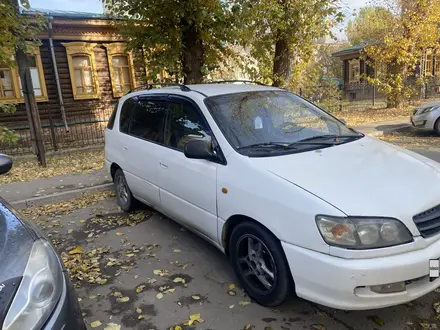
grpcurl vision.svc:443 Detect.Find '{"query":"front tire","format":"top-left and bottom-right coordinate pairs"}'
top-left (435, 118), bottom-right (440, 136)
top-left (229, 221), bottom-right (292, 307)
top-left (114, 169), bottom-right (135, 212)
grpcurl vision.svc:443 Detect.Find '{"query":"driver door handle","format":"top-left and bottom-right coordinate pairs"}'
top-left (160, 162), bottom-right (168, 169)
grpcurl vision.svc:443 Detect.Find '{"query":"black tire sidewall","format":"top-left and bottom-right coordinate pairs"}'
top-left (435, 117), bottom-right (440, 136)
top-left (229, 221), bottom-right (292, 307)
top-left (114, 169), bottom-right (134, 212)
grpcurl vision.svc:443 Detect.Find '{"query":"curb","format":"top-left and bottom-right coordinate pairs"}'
top-left (11, 182), bottom-right (114, 209)
top-left (360, 124), bottom-right (412, 137)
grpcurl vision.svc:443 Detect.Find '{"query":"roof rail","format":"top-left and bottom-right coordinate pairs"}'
top-left (128, 83), bottom-right (191, 94)
top-left (205, 79), bottom-right (268, 86)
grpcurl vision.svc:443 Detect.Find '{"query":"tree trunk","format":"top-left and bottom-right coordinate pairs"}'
top-left (180, 18), bottom-right (203, 84)
top-left (272, 32), bottom-right (291, 87)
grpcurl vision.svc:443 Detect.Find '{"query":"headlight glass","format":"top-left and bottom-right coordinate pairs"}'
top-left (3, 239), bottom-right (63, 330)
top-left (316, 215), bottom-right (413, 249)
top-left (419, 106), bottom-right (436, 114)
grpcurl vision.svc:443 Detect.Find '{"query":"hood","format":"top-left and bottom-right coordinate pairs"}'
top-left (0, 201), bottom-right (34, 326)
top-left (251, 137), bottom-right (440, 235)
top-left (415, 100), bottom-right (440, 110)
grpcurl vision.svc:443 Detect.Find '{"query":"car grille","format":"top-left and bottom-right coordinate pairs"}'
top-left (413, 204), bottom-right (440, 237)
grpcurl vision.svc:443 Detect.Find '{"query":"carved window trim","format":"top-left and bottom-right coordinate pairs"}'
top-left (62, 42), bottom-right (100, 100)
top-left (0, 46), bottom-right (48, 105)
top-left (348, 59), bottom-right (361, 84)
top-left (103, 43), bottom-right (136, 98)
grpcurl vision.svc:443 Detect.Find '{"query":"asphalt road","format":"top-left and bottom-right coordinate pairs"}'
top-left (25, 182), bottom-right (440, 330)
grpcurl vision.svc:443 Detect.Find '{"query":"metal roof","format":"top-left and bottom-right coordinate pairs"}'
top-left (22, 8), bottom-right (108, 19)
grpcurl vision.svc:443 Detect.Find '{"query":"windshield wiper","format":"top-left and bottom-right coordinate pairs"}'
top-left (238, 142), bottom-right (294, 150)
top-left (290, 134), bottom-right (363, 146)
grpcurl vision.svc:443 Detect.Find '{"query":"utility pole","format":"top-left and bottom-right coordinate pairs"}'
top-left (11, 0), bottom-right (46, 166)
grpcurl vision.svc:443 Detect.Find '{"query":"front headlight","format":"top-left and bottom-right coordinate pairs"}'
top-left (315, 215), bottom-right (413, 249)
top-left (3, 239), bottom-right (63, 330)
top-left (419, 106), bottom-right (436, 114)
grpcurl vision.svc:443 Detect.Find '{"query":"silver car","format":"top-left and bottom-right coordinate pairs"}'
top-left (410, 100), bottom-right (440, 135)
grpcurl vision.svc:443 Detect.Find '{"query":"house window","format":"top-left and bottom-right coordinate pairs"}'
top-left (425, 54), bottom-right (433, 76)
top-left (103, 43), bottom-right (136, 97)
top-left (62, 42), bottom-right (100, 100)
top-left (0, 47), bottom-right (48, 105)
top-left (434, 55), bottom-right (440, 77)
top-left (348, 59), bottom-right (360, 84)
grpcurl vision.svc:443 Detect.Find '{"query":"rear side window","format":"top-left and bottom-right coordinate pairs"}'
top-left (127, 98), bottom-right (167, 143)
top-left (107, 102), bottom-right (118, 129)
top-left (119, 97), bottom-right (137, 133)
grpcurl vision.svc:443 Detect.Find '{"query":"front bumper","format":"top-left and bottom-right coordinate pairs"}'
top-left (282, 239), bottom-right (440, 310)
top-left (42, 273), bottom-right (85, 330)
top-left (411, 113), bottom-right (437, 130)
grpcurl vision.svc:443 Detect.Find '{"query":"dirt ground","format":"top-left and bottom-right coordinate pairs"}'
top-left (20, 191), bottom-right (440, 330)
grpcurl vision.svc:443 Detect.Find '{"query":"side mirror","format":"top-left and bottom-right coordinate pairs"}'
top-left (184, 140), bottom-right (215, 160)
top-left (339, 118), bottom-right (346, 125)
top-left (0, 154), bottom-right (13, 175)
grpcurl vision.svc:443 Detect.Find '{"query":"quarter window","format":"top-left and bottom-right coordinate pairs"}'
top-left (127, 99), bottom-right (167, 143)
top-left (164, 100), bottom-right (210, 151)
top-left (119, 97), bottom-right (137, 133)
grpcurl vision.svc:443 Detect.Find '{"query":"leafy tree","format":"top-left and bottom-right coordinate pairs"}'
top-left (236, 0), bottom-right (344, 87)
top-left (346, 6), bottom-right (394, 45)
top-left (0, 0), bottom-right (42, 144)
top-left (363, 0), bottom-right (440, 108)
top-left (104, 0), bottom-right (238, 84)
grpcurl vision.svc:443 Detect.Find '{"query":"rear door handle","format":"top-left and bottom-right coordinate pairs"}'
top-left (123, 146), bottom-right (128, 151)
top-left (160, 162), bottom-right (168, 169)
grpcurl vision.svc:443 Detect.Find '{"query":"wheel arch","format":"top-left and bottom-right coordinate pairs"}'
top-left (221, 214), bottom-right (280, 257)
top-left (110, 163), bottom-right (122, 181)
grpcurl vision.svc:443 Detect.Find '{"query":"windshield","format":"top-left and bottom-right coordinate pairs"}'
top-left (205, 90), bottom-right (362, 156)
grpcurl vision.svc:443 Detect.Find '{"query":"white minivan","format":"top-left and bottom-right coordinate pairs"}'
top-left (105, 82), bottom-right (440, 310)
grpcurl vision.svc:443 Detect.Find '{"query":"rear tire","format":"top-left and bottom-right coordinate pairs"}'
top-left (435, 118), bottom-right (440, 136)
top-left (229, 221), bottom-right (292, 307)
top-left (114, 169), bottom-right (136, 212)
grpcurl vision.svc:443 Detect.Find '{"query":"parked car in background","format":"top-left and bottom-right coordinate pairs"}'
top-left (105, 81), bottom-right (440, 310)
top-left (410, 100), bottom-right (440, 135)
top-left (0, 154), bottom-right (85, 330)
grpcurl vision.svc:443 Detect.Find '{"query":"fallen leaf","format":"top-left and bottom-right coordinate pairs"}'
top-left (68, 229), bottom-right (73, 233)
top-left (104, 323), bottom-right (121, 330)
top-left (136, 308), bottom-right (142, 314)
top-left (239, 301), bottom-right (251, 306)
top-left (173, 249), bottom-right (182, 253)
top-left (138, 315), bottom-right (144, 320)
top-left (420, 323), bottom-right (438, 330)
top-left (89, 295), bottom-right (97, 299)
top-left (244, 324), bottom-right (251, 330)
top-left (165, 288), bottom-right (176, 293)
top-left (229, 284), bottom-right (235, 290)
top-left (228, 290), bottom-right (236, 296)
top-left (368, 315), bottom-right (384, 326)
top-left (91, 320), bottom-right (102, 328)
top-left (116, 232), bottom-right (123, 236)
top-left (229, 304), bottom-right (234, 309)
top-left (311, 325), bottom-right (327, 330)
top-left (434, 302), bottom-right (440, 314)
top-left (175, 326), bottom-right (182, 330)
top-left (112, 292), bottom-right (122, 297)
top-left (192, 295), bottom-right (201, 300)
top-left (173, 277), bottom-right (185, 283)
top-left (156, 293), bottom-right (164, 300)
top-left (80, 220), bottom-right (86, 223)
top-left (116, 297), bottom-right (130, 303)
top-left (136, 285), bottom-right (146, 293)
top-left (69, 246), bottom-right (83, 255)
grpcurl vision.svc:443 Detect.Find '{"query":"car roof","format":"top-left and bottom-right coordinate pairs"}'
top-left (187, 84), bottom-right (283, 97)
top-left (125, 83), bottom-right (284, 99)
